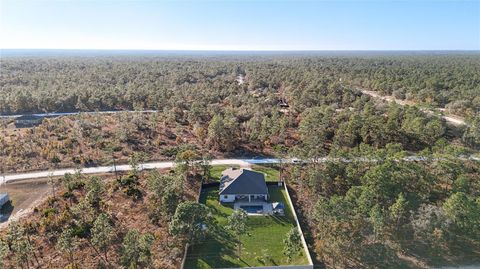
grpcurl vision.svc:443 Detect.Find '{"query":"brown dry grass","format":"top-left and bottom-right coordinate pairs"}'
top-left (1, 170), bottom-right (202, 268)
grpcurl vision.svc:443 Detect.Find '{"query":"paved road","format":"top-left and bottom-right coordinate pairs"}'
top-left (2, 159), bottom-right (251, 183)
top-left (0, 110), bottom-right (158, 119)
top-left (2, 156), bottom-right (479, 183)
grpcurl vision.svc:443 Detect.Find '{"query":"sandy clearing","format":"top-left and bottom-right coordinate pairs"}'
top-left (357, 88), bottom-right (467, 126)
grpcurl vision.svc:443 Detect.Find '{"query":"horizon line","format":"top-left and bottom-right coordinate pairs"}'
top-left (2, 48), bottom-right (480, 54)
top-left (2, 48), bottom-right (480, 51)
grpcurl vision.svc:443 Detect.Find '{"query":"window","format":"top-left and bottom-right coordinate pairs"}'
top-left (224, 195), bottom-right (228, 199)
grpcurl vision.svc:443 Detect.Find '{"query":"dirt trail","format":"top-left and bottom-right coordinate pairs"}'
top-left (358, 88), bottom-right (467, 127)
top-left (236, 74), bottom-right (245, 85)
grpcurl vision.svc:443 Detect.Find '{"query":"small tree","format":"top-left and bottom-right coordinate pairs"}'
top-left (175, 149), bottom-right (199, 178)
top-left (147, 171), bottom-right (181, 221)
top-left (47, 172), bottom-right (57, 199)
top-left (161, 187), bottom-right (180, 217)
top-left (91, 213), bottom-right (115, 263)
top-left (129, 153), bottom-right (146, 176)
top-left (227, 209), bottom-right (248, 256)
top-left (56, 229), bottom-right (79, 267)
top-left (199, 153), bottom-right (212, 183)
top-left (121, 230), bottom-right (155, 269)
top-left (169, 202), bottom-right (213, 247)
top-left (389, 193), bottom-right (409, 228)
top-left (0, 239), bottom-right (9, 269)
top-left (283, 228), bottom-right (302, 262)
top-left (71, 198), bottom-right (96, 226)
top-left (7, 222), bottom-right (33, 269)
top-left (85, 176), bottom-right (104, 206)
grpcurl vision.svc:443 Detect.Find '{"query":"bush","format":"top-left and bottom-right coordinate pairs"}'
top-left (71, 223), bottom-right (91, 238)
top-left (62, 191), bottom-right (74, 199)
top-left (125, 186), bottom-right (143, 200)
top-left (117, 174), bottom-right (139, 187)
top-left (43, 207), bottom-right (57, 217)
top-left (117, 174), bottom-right (143, 199)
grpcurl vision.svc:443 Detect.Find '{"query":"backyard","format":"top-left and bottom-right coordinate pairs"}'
top-left (184, 185), bottom-right (309, 268)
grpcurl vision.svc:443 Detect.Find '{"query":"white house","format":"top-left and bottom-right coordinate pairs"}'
top-left (219, 168), bottom-right (269, 203)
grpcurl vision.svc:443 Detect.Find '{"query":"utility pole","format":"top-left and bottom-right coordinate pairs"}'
top-left (112, 153), bottom-right (118, 180)
top-left (0, 165), bottom-right (5, 192)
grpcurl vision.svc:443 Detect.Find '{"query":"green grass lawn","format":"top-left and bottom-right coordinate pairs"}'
top-left (251, 164), bottom-right (280, 182)
top-left (210, 164), bottom-right (280, 182)
top-left (184, 185), bottom-right (309, 268)
top-left (209, 165), bottom-right (240, 181)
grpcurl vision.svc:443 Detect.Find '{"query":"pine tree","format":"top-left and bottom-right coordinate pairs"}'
top-left (283, 228), bottom-right (302, 262)
top-left (91, 213), bottom-right (115, 263)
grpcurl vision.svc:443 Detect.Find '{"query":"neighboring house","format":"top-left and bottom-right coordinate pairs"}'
top-left (14, 115), bottom-right (43, 128)
top-left (219, 168), bottom-right (269, 203)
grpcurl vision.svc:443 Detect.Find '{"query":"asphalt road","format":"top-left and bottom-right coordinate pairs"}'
top-left (2, 156), bottom-right (479, 183)
top-left (0, 110), bottom-right (158, 118)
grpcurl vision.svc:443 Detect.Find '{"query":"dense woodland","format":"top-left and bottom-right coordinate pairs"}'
top-left (1, 53), bottom-right (479, 117)
top-left (1, 53), bottom-right (479, 268)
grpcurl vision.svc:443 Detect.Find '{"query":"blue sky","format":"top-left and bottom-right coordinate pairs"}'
top-left (1, 0), bottom-right (479, 50)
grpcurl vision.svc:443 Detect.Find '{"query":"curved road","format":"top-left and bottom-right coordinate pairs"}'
top-left (358, 88), bottom-right (467, 126)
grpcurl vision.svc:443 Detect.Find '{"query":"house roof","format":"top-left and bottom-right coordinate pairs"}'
top-left (219, 168), bottom-right (268, 195)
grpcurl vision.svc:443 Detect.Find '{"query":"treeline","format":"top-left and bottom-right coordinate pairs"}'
top-left (1, 53), bottom-right (479, 118)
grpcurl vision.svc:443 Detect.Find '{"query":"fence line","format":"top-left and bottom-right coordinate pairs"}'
top-left (180, 180), bottom-right (313, 269)
top-left (283, 182), bottom-right (314, 268)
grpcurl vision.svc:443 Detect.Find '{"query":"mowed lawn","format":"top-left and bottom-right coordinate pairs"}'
top-left (209, 165), bottom-right (240, 181)
top-left (251, 164), bottom-right (280, 182)
top-left (184, 185), bottom-right (309, 268)
top-left (210, 164), bottom-right (280, 182)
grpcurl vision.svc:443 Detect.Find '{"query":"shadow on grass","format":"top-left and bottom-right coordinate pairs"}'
top-left (186, 224), bottom-right (241, 269)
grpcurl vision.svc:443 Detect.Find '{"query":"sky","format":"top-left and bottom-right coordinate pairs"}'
top-left (0, 0), bottom-right (479, 51)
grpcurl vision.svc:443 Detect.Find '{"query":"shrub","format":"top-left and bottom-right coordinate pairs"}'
top-left (43, 208), bottom-right (57, 217)
top-left (71, 224), bottom-right (91, 238)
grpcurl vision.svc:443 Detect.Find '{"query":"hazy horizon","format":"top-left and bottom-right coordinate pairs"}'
top-left (2, 48), bottom-right (479, 56)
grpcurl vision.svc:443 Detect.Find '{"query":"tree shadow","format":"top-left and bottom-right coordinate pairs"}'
top-left (186, 225), bottom-right (240, 269)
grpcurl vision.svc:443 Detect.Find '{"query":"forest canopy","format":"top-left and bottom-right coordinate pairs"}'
top-left (1, 52), bottom-right (479, 117)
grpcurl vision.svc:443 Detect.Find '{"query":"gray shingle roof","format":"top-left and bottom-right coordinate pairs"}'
top-left (219, 168), bottom-right (268, 195)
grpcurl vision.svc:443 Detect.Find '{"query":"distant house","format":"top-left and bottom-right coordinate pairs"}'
top-left (14, 115), bottom-right (43, 128)
top-left (219, 168), bottom-right (269, 203)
